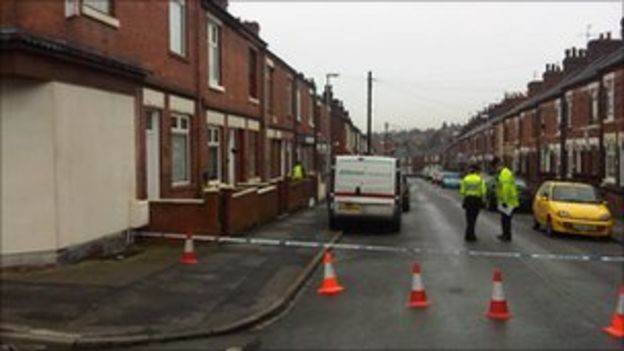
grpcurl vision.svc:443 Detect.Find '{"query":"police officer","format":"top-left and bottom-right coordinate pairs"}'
top-left (291, 159), bottom-right (305, 181)
top-left (460, 164), bottom-right (486, 242)
top-left (491, 157), bottom-right (519, 242)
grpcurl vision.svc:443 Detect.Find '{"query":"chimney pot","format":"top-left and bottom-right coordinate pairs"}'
top-left (572, 47), bottom-right (577, 57)
top-left (599, 33), bottom-right (604, 40)
top-left (565, 49), bottom-right (571, 58)
top-left (606, 32), bottom-right (611, 40)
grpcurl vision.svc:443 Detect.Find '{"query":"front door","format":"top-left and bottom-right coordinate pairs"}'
top-left (145, 110), bottom-right (160, 200)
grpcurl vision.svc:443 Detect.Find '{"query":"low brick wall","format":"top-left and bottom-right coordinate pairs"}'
top-left (287, 178), bottom-right (313, 212)
top-left (144, 191), bottom-right (221, 235)
top-left (144, 178), bottom-right (316, 236)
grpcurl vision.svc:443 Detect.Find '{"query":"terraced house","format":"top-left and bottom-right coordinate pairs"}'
top-left (440, 22), bottom-right (624, 218)
top-left (0, 0), bottom-right (366, 267)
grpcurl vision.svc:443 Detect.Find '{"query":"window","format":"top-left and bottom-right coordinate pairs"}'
top-left (266, 65), bottom-right (275, 116)
top-left (169, 0), bottom-right (186, 56)
top-left (565, 94), bottom-right (573, 128)
top-left (286, 79), bottom-right (293, 117)
top-left (295, 86), bottom-right (301, 122)
top-left (207, 126), bottom-right (221, 183)
top-left (248, 131), bottom-right (259, 178)
top-left (84, 0), bottom-right (111, 14)
top-left (605, 78), bottom-right (615, 121)
top-left (171, 114), bottom-right (190, 184)
top-left (589, 88), bottom-right (598, 124)
top-left (208, 20), bottom-right (222, 88)
top-left (248, 49), bottom-right (258, 99)
top-left (309, 93), bottom-right (315, 127)
top-left (555, 99), bottom-right (562, 126)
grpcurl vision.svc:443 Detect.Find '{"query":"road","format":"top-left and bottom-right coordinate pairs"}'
top-left (124, 178), bottom-right (623, 350)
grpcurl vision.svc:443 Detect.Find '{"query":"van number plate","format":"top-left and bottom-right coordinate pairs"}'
top-left (340, 203), bottom-right (361, 213)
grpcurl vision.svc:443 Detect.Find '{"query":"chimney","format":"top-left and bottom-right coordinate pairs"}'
top-left (587, 31), bottom-right (622, 62)
top-left (542, 63), bottom-right (563, 89)
top-left (242, 21), bottom-right (260, 36)
top-left (527, 80), bottom-right (544, 98)
top-left (213, 0), bottom-right (228, 10)
top-left (562, 46), bottom-right (589, 76)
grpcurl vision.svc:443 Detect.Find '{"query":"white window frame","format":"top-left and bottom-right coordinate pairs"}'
top-left (604, 76), bottom-right (615, 121)
top-left (604, 139), bottom-right (617, 185)
top-left (308, 91), bottom-right (315, 127)
top-left (169, 0), bottom-right (187, 56)
top-left (83, 0), bottom-right (111, 14)
top-left (171, 113), bottom-right (191, 186)
top-left (207, 16), bottom-right (223, 90)
top-left (295, 87), bottom-right (302, 122)
top-left (590, 88), bottom-right (599, 124)
top-left (207, 125), bottom-right (221, 184)
top-left (555, 99), bottom-right (562, 126)
top-left (565, 93), bottom-right (573, 128)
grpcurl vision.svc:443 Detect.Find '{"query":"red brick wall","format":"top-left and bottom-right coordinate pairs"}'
top-left (8, 0), bottom-right (201, 94)
top-left (145, 191), bottom-right (221, 235)
top-left (202, 10), bottom-right (263, 119)
top-left (269, 58), bottom-right (296, 131)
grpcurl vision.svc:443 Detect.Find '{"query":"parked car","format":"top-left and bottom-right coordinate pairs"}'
top-left (532, 181), bottom-right (613, 238)
top-left (485, 175), bottom-right (532, 211)
top-left (328, 155), bottom-right (404, 232)
top-left (441, 172), bottom-right (461, 189)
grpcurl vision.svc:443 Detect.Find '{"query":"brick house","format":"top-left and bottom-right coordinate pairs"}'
top-left (443, 25), bottom-right (624, 217)
top-left (1, 0), bottom-right (365, 266)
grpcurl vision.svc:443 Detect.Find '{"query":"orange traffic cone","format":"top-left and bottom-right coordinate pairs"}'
top-left (604, 285), bottom-right (624, 338)
top-left (485, 268), bottom-right (511, 320)
top-left (317, 251), bottom-right (344, 296)
top-left (180, 232), bottom-right (198, 265)
top-left (407, 263), bottom-right (429, 308)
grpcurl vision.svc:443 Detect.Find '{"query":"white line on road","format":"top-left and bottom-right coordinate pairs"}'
top-left (138, 232), bottom-right (624, 263)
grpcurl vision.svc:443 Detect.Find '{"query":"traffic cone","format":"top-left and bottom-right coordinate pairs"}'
top-left (407, 263), bottom-right (429, 308)
top-left (180, 232), bottom-right (198, 265)
top-left (604, 285), bottom-right (624, 338)
top-left (317, 251), bottom-right (344, 296)
top-left (485, 268), bottom-right (511, 320)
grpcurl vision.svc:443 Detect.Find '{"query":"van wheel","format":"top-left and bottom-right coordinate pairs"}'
top-left (390, 216), bottom-right (402, 233)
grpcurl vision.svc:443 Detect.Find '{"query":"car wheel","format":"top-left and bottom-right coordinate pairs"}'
top-left (532, 217), bottom-right (540, 231)
top-left (545, 217), bottom-right (556, 237)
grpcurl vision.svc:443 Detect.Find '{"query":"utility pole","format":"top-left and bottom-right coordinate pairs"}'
top-left (384, 122), bottom-right (389, 156)
top-left (367, 71), bottom-right (373, 155)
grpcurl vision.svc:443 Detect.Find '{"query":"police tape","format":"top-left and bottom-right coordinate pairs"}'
top-left (138, 232), bottom-right (624, 263)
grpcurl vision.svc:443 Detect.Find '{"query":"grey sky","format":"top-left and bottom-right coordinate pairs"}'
top-left (229, 1), bottom-right (622, 132)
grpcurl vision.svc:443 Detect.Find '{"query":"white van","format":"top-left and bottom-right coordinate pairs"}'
top-left (328, 155), bottom-right (405, 232)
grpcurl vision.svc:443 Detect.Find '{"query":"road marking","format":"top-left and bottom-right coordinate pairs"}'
top-left (138, 232), bottom-right (624, 263)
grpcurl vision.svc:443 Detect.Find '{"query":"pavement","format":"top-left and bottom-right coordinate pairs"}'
top-left (0, 205), bottom-right (339, 350)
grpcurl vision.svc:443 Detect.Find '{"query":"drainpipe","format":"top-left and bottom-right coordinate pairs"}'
top-left (195, 1), bottom-right (202, 197)
top-left (598, 77), bottom-right (606, 183)
top-left (560, 95), bottom-right (568, 179)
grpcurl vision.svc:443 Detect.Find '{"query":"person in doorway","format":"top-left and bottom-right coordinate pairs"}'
top-left (460, 164), bottom-right (487, 242)
top-left (291, 159), bottom-right (305, 181)
top-left (491, 157), bottom-right (519, 242)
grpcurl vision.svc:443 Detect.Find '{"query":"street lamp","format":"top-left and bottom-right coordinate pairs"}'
top-left (325, 73), bottom-right (339, 173)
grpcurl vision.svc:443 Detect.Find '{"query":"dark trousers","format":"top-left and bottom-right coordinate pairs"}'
top-left (463, 196), bottom-right (482, 240)
top-left (501, 213), bottom-right (513, 239)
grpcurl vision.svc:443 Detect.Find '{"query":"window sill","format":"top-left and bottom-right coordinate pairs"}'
top-left (82, 5), bottom-right (119, 28)
top-left (172, 181), bottom-right (191, 188)
top-left (249, 97), bottom-right (260, 105)
top-left (168, 51), bottom-right (189, 64)
top-left (209, 84), bottom-right (226, 93)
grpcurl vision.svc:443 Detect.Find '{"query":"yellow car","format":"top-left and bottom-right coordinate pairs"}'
top-left (532, 181), bottom-right (613, 238)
